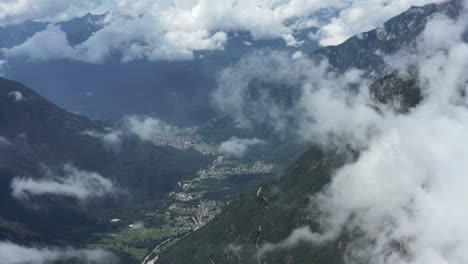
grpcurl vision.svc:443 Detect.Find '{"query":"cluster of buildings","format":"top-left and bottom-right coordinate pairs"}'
top-left (152, 130), bottom-right (217, 155)
top-left (198, 159), bottom-right (276, 179)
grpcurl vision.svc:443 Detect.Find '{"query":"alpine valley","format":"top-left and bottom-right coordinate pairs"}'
top-left (0, 0), bottom-right (466, 264)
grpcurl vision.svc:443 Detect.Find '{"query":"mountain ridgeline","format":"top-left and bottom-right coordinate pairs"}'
top-left (315, 0), bottom-right (463, 73)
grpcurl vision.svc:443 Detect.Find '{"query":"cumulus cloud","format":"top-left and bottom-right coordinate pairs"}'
top-left (218, 137), bottom-right (264, 158)
top-left (0, 241), bottom-right (118, 264)
top-left (8, 91), bottom-right (24, 102)
top-left (3, 13), bottom-right (226, 62)
top-left (123, 115), bottom-right (175, 142)
top-left (104, 0), bottom-right (444, 47)
top-left (2, 0), bottom-right (444, 62)
top-left (3, 24), bottom-right (76, 61)
top-left (11, 164), bottom-right (117, 201)
top-left (259, 4), bottom-right (468, 264)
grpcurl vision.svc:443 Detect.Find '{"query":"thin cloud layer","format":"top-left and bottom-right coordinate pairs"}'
top-left (0, 241), bottom-right (118, 264)
top-left (11, 164), bottom-right (117, 201)
top-left (1, 0), bottom-right (444, 62)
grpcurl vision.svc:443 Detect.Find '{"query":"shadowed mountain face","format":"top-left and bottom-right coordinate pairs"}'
top-left (0, 77), bottom-right (209, 245)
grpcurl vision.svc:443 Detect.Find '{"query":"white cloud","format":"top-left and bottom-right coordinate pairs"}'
top-left (3, 24), bottom-right (76, 61)
top-left (123, 115), bottom-right (174, 142)
top-left (314, 0), bottom-right (447, 46)
top-left (2, 0), bottom-right (444, 62)
top-left (3, 15), bottom-right (226, 63)
top-left (291, 50), bottom-right (303, 60)
top-left (11, 164), bottom-right (117, 201)
top-left (8, 91), bottom-right (24, 102)
top-left (0, 241), bottom-right (118, 264)
top-left (218, 137), bottom-right (264, 158)
top-left (212, 50), bottom-right (380, 147)
top-left (259, 6), bottom-right (468, 264)
top-left (83, 116), bottom-right (177, 151)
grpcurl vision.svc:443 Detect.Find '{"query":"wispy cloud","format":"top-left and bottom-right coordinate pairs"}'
top-left (0, 241), bottom-right (118, 264)
top-left (8, 91), bottom-right (24, 102)
top-left (83, 115), bottom-right (175, 151)
top-left (83, 128), bottom-right (123, 152)
top-left (11, 164), bottom-right (118, 201)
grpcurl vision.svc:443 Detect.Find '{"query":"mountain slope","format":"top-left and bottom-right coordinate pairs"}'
top-left (158, 146), bottom-right (348, 264)
top-left (315, 0), bottom-right (463, 73)
top-left (0, 77), bottom-right (209, 246)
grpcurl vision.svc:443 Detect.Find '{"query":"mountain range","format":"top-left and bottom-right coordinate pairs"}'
top-left (0, 77), bottom-right (208, 254)
top-left (0, 0), bottom-right (464, 263)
